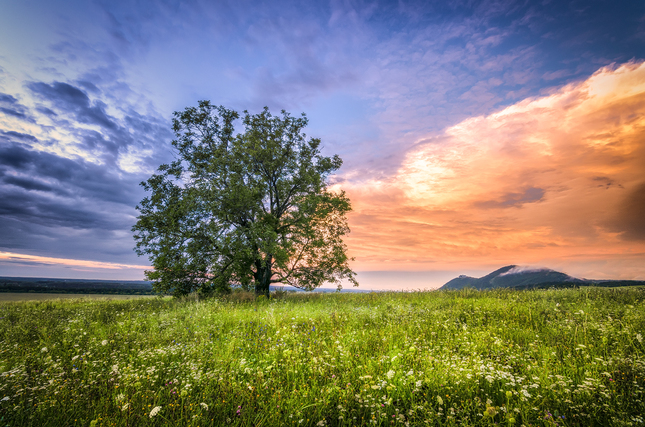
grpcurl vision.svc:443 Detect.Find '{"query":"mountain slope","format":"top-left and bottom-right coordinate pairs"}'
top-left (439, 265), bottom-right (581, 290)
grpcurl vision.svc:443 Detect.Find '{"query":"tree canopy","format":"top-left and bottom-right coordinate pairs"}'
top-left (132, 101), bottom-right (358, 297)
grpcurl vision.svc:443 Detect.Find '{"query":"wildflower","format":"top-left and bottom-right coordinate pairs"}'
top-left (437, 396), bottom-right (443, 405)
top-left (406, 370), bottom-right (413, 376)
top-left (116, 393), bottom-right (125, 402)
top-left (101, 340), bottom-right (108, 346)
top-left (149, 406), bottom-right (162, 418)
top-left (387, 370), bottom-right (395, 380)
top-left (637, 333), bottom-right (643, 343)
top-left (200, 402), bottom-right (208, 410)
top-left (484, 406), bottom-right (498, 417)
top-left (316, 420), bottom-right (326, 426)
top-left (1, 397), bottom-right (9, 401)
top-left (415, 380), bottom-right (422, 388)
top-left (41, 347), bottom-right (47, 353)
top-left (121, 403), bottom-right (130, 411)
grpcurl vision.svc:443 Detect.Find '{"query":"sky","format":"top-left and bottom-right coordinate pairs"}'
top-left (1, 0), bottom-right (644, 290)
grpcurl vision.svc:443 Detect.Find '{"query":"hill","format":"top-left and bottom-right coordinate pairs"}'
top-left (439, 265), bottom-right (645, 290)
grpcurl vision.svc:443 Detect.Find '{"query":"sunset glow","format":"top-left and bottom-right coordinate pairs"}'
top-left (344, 63), bottom-right (645, 281)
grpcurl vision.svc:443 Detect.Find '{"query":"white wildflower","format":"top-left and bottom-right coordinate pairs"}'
top-left (71, 355), bottom-right (79, 361)
top-left (387, 370), bottom-right (395, 380)
top-left (101, 340), bottom-right (108, 346)
top-left (149, 406), bottom-right (162, 418)
top-left (406, 370), bottom-right (413, 376)
top-left (316, 420), bottom-right (326, 426)
top-left (41, 347), bottom-right (47, 353)
top-left (637, 333), bottom-right (643, 343)
top-left (1, 397), bottom-right (9, 401)
top-left (415, 380), bottom-right (422, 388)
top-left (121, 403), bottom-right (130, 412)
top-left (200, 402), bottom-right (208, 410)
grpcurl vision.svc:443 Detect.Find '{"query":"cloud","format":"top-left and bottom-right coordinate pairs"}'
top-left (498, 266), bottom-right (556, 276)
top-left (475, 187), bottom-right (545, 209)
top-left (0, 251), bottom-right (149, 270)
top-left (0, 92), bottom-right (33, 122)
top-left (0, 130), bottom-right (38, 142)
top-left (27, 81), bottom-right (117, 130)
top-left (0, 140), bottom-right (149, 264)
top-left (609, 181), bottom-right (645, 241)
top-left (0, 141), bottom-right (142, 206)
top-left (341, 62), bottom-right (645, 277)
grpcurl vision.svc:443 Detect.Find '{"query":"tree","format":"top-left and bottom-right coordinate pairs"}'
top-left (132, 101), bottom-right (358, 297)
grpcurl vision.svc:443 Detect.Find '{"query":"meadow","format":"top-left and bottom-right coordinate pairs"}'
top-left (0, 287), bottom-right (643, 426)
top-left (0, 294), bottom-right (156, 302)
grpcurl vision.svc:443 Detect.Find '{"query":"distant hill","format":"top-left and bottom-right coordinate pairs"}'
top-left (0, 277), bottom-right (154, 295)
top-left (439, 265), bottom-right (645, 290)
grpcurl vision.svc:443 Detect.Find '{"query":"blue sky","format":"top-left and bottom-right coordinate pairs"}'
top-left (1, 0), bottom-right (644, 288)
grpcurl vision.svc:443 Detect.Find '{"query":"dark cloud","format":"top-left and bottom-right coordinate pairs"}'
top-left (475, 187), bottom-right (545, 209)
top-left (3, 175), bottom-right (57, 193)
top-left (76, 80), bottom-right (101, 94)
top-left (0, 93), bottom-right (19, 104)
top-left (592, 176), bottom-right (623, 189)
top-left (614, 182), bottom-right (645, 241)
top-left (0, 142), bottom-right (143, 205)
top-left (0, 92), bottom-right (34, 122)
top-left (35, 106), bottom-right (57, 117)
top-left (0, 107), bottom-right (27, 119)
top-left (0, 130), bottom-right (39, 143)
top-left (27, 81), bottom-right (118, 130)
top-left (0, 141), bottom-right (148, 262)
top-left (0, 77), bottom-right (174, 264)
top-left (22, 80), bottom-right (173, 169)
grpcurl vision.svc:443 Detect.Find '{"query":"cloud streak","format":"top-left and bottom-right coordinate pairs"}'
top-left (0, 251), bottom-right (149, 270)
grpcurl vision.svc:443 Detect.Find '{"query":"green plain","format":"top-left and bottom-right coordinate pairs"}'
top-left (0, 287), bottom-right (643, 426)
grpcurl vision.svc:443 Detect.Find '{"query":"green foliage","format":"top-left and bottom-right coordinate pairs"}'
top-left (132, 102), bottom-right (357, 297)
top-left (1, 288), bottom-right (644, 426)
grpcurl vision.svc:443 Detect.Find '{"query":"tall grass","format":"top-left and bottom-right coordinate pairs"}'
top-left (0, 287), bottom-right (643, 426)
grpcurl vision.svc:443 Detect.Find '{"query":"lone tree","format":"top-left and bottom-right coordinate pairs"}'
top-left (133, 101), bottom-right (358, 297)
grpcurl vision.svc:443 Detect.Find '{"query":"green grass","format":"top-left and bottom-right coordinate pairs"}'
top-left (0, 293), bottom-right (157, 302)
top-left (0, 287), bottom-right (644, 426)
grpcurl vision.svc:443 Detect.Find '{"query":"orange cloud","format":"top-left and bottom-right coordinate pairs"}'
top-left (342, 62), bottom-right (645, 279)
top-left (0, 251), bottom-right (150, 271)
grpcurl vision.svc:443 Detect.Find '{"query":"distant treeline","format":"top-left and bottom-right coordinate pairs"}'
top-left (0, 277), bottom-right (155, 295)
top-left (512, 280), bottom-right (645, 290)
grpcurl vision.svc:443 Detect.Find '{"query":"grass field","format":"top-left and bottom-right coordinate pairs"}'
top-left (0, 287), bottom-right (643, 426)
top-left (0, 293), bottom-right (157, 302)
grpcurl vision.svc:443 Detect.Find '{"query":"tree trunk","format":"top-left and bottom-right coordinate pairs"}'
top-left (254, 256), bottom-right (272, 298)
